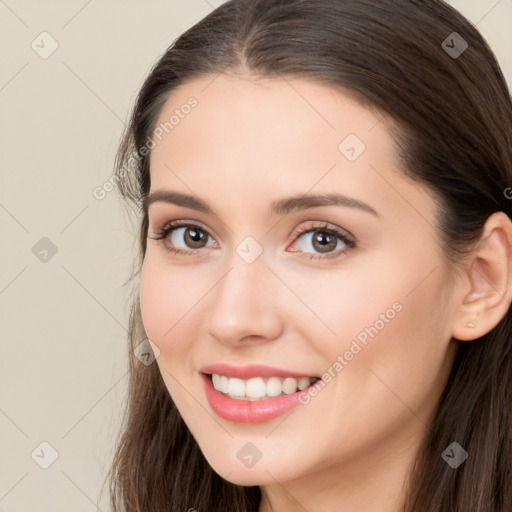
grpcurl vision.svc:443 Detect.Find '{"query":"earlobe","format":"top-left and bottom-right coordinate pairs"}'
top-left (451, 211), bottom-right (512, 342)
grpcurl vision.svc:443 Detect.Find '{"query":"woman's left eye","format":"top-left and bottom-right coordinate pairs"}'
top-left (149, 221), bottom-right (356, 260)
top-left (288, 223), bottom-right (356, 260)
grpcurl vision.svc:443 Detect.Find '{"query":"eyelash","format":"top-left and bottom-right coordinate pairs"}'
top-left (149, 220), bottom-right (356, 261)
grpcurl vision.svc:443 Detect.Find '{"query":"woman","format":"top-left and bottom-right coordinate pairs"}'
top-left (107, 1), bottom-right (512, 510)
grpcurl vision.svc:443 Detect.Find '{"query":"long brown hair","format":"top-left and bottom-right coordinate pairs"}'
top-left (105, 1), bottom-right (512, 510)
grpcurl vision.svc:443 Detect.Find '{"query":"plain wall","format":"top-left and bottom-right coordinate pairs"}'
top-left (1, 1), bottom-right (510, 510)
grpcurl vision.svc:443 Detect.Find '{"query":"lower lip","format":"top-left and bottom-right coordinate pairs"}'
top-left (201, 373), bottom-right (313, 424)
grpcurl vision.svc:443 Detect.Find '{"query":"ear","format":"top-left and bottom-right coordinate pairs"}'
top-left (452, 211), bottom-right (512, 341)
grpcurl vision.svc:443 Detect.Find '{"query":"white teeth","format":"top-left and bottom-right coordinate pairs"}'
top-left (266, 377), bottom-right (282, 397)
top-left (228, 377), bottom-right (245, 397)
top-left (210, 373), bottom-right (317, 400)
top-left (246, 377), bottom-right (266, 397)
top-left (282, 377), bottom-right (298, 394)
top-left (298, 376), bottom-right (311, 390)
top-left (220, 375), bottom-right (229, 394)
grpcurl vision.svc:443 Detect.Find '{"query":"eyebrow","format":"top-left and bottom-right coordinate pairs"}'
top-left (143, 190), bottom-right (379, 217)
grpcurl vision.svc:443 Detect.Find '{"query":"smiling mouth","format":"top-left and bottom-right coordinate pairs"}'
top-left (204, 373), bottom-right (321, 401)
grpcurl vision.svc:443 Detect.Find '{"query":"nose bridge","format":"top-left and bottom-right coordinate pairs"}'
top-left (207, 247), bottom-right (283, 344)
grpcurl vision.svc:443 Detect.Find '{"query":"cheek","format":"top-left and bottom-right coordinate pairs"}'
top-left (139, 260), bottom-right (167, 342)
top-left (292, 271), bottom-right (453, 458)
top-left (139, 255), bottom-right (216, 363)
top-left (285, 255), bottom-right (414, 350)
top-left (139, 259), bottom-right (201, 407)
top-left (139, 258), bottom-right (190, 350)
top-left (300, 248), bottom-right (452, 391)
top-left (335, 271), bottom-right (452, 423)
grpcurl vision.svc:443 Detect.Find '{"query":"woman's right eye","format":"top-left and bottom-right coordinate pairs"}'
top-left (150, 221), bottom-right (217, 256)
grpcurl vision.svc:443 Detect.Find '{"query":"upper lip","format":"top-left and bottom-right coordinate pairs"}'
top-left (200, 363), bottom-right (319, 379)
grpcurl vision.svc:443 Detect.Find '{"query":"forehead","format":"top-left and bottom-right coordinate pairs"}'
top-left (146, 73), bottom-right (434, 232)
top-left (151, 72), bottom-right (388, 158)
top-left (150, 73), bottom-right (396, 178)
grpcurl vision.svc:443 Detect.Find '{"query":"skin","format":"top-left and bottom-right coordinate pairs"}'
top-left (139, 72), bottom-right (512, 512)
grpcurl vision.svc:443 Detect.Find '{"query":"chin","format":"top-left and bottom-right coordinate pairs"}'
top-left (201, 448), bottom-right (300, 486)
top-left (211, 465), bottom-right (280, 486)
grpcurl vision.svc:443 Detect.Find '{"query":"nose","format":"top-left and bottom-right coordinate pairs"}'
top-left (206, 254), bottom-right (284, 347)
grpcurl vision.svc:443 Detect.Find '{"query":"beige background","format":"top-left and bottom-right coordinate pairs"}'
top-left (0, 1), bottom-right (510, 510)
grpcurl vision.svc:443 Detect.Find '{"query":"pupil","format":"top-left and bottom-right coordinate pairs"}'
top-left (186, 228), bottom-right (205, 247)
top-left (314, 231), bottom-right (336, 253)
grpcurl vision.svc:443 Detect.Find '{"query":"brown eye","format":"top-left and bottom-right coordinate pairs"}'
top-left (178, 227), bottom-right (208, 249)
top-left (293, 228), bottom-right (352, 255)
top-left (310, 230), bottom-right (338, 253)
top-left (152, 222), bottom-right (216, 255)
top-left (288, 222), bottom-right (356, 260)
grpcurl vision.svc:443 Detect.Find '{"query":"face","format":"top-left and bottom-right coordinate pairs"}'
top-left (140, 73), bottom-right (459, 490)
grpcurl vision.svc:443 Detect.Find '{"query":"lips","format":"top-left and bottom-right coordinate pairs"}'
top-left (199, 363), bottom-right (322, 423)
